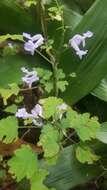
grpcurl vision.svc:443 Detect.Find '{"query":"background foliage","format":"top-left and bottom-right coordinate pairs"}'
top-left (0, 0), bottom-right (107, 190)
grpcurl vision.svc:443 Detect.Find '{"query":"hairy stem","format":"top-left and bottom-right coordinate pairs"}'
top-left (38, 0), bottom-right (59, 96)
top-left (47, 50), bottom-right (59, 96)
top-left (38, 0), bottom-right (47, 38)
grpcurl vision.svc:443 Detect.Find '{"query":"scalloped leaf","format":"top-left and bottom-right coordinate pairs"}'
top-left (8, 145), bottom-right (38, 182)
top-left (62, 109), bottom-right (100, 141)
top-left (0, 83), bottom-right (20, 105)
top-left (24, 0), bottom-right (37, 7)
top-left (0, 34), bottom-right (23, 43)
top-left (31, 170), bottom-right (51, 190)
top-left (38, 124), bottom-right (59, 159)
top-left (40, 97), bottom-right (63, 119)
top-left (76, 145), bottom-right (100, 164)
top-left (0, 116), bottom-right (18, 144)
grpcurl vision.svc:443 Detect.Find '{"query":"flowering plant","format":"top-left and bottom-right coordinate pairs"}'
top-left (0, 0), bottom-right (107, 190)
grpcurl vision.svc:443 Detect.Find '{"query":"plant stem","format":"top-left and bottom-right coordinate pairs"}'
top-left (54, 0), bottom-right (59, 7)
top-left (53, 62), bottom-right (58, 97)
top-left (35, 49), bottom-right (53, 65)
top-left (47, 50), bottom-right (59, 96)
top-left (39, 0), bottom-right (59, 97)
top-left (39, 0), bottom-right (47, 38)
top-left (20, 86), bottom-right (38, 92)
top-left (54, 0), bottom-right (65, 55)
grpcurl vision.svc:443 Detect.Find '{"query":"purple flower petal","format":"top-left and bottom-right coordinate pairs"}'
top-left (34, 37), bottom-right (44, 49)
top-left (69, 31), bottom-right (93, 59)
top-left (23, 33), bottom-right (44, 55)
top-left (83, 31), bottom-right (93, 38)
top-left (76, 50), bottom-right (88, 60)
top-left (16, 108), bottom-right (32, 119)
top-left (24, 40), bottom-right (35, 55)
top-left (31, 104), bottom-right (43, 118)
top-left (31, 34), bottom-right (43, 42)
top-left (23, 32), bottom-right (32, 40)
top-left (21, 68), bottom-right (39, 88)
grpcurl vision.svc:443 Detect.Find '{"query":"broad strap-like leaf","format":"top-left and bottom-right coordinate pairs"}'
top-left (92, 75), bottom-right (107, 102)
top-left (62, 0), bottom-right (95, 14)
top-left (0, 54), bottom-right (49, 88)
top-left (60, 0), bottom-right (107, 104)
top-left (44, 145), bottom-right (101, 190)
top-left (0, 0), bottom-right (38, 33)
top-left (96, 122), bottom-right (107, 144)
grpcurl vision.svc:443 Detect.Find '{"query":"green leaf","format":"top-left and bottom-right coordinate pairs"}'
top-left (8, 145), bottom-right (38, 182)
top-left (74, 0), bottom-right (95, 13)
top-left (57, 80), bottom-right (68, 92)
top-left (44, 82), bottom-right (53, 93)
top-left (57, 69), bottom-right (65, 80)
top-left (0, 155), bottom-right (3, 161)
top-left (31, 170), bottom-right (50, 190)
top-left (48, 2), bottom-right (82, 53)
top-left (41, 0), bottom-right (52, 5)
top-left (38, 124), bottom-right (59, 159)
top-left (63, 2), bottom-right (83, 31)
top-left (3, 45), bottom-right (17, 57)
top-left (96, 122), bottom-right (107, 144)
top-left (24, 0), bottom-right (37, 7)
top-left (36, 68), bottom-right (52, 80)
top-left (60, 0), bottom-right (107, 104)
top-left (40, 97), bottom-right (63, 119)
top-left (0, 0), bottom-right (38, 33)
top-left (0, 34), bottom-right (23, 43)
top-left (5, 104), bottom-right (17, 113)
top-left (76, 145), bottom-right (100, 164)
top-left (0, 116), bottom-right (18, 144)
top-left (44, 145), bottom-right (101, 190)
top-left (74, 114), bottom-right (100, 141)
top-left (63, 0), bottom-right (95, 14)
top-left (0, 169), bottom-right (5, 180)
top-left (0, 83), bottom-right (20, 105)
top-left (0, 54), bottom-right (49, 88)
top-left (59, 118), bottom-right (70, 129)
top-left (65, 109), bottom-right (100, 141)
top-left (91, 75), bottom-right (107, 102)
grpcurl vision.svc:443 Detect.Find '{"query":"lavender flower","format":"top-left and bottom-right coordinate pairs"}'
top-left (31, 104), bottom-right (43, 118)
top-left (21, 67), bottom-right (39, 88)
top-left (24, 40), bottom-right (36, 55)
top-left (16, 104), bottom-right (43, 126)
top-left (23, 33), bottom-right (44, 55)
top-left (23, 33), bottom-right (32, 40)
top-left (69, 31), bottom-right (93, 59)
top-left (15, 108), bottom-right (32, 119)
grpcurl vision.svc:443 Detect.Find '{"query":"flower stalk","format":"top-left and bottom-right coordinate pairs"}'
top-left (38, 0), bottom-right (59, 97)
